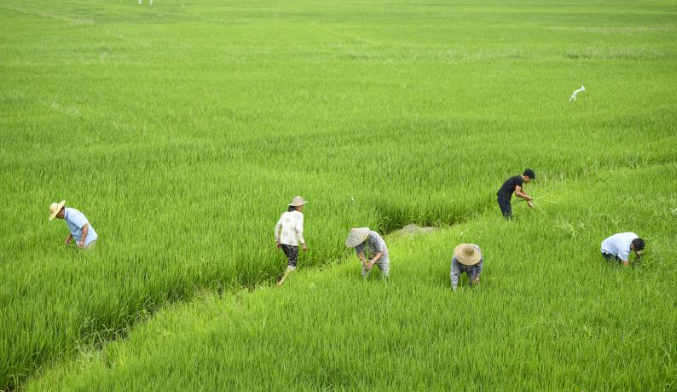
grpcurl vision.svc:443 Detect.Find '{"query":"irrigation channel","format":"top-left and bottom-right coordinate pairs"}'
top-left (34, 224), bottom-right (443, 380)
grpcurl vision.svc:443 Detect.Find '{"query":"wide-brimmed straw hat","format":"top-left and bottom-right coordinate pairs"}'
top-left (345, 227), bottom-right (370, 247)
top-left (49, 200), bottom-right (66, 221)
top-left (453, 244), bottom-right (481, 266)
top-left (289, 196), bottom-right (308, 207)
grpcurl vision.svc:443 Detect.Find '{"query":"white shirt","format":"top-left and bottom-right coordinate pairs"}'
top-left (274, 210), bottom-right (305, 246)
top-left (601, 232), bottom-right (638, 261)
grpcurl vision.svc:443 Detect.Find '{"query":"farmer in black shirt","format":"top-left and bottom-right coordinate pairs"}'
top-left (497, 169), bottom-right (535, 219)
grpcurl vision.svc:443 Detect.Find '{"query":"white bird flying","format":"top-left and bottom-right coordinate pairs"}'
top-left (569, 85), bottom-right (586, 102)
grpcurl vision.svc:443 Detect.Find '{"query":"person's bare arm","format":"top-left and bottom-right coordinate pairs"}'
top-left (366, 252), bottom-right (383, 270)
top-left (357, 252), bottom-right (368, 267)
top-left (78, 224), bottom-right (89, 248)
top-left (514, 185), bottom-right (532, 201)
top-left (515, 185), bottom-right (534, 208)
top-left (621, 259), bottom-right (629, 266)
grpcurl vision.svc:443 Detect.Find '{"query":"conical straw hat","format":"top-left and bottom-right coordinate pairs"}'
top-left (289, 196), bottom-right (307, 207)
top-left (49, 200), bottom-right (66, 221)
top-left (453, 244), bottom-right (481, 266)
top-left (345, 227), bottom-right (370, 247)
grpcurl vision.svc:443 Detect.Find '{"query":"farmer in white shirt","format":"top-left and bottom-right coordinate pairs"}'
top-left (601, 232), bottom-right (645, 266)
top-left (274, 196), bottom-right (308, 285)
top-left (49, 200), bottom-right (98, 249)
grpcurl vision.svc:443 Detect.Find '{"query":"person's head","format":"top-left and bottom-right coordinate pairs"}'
top-left (522, 169), bottom-right (535, 183)
top-left (288, 196), bottom-right (307, 213)
top-left (631, 238), bottom-right (645, 256)
top-left (346, 227), bottom-right (370, 248)
top-left (453, 244), bottom-right (481, 266)
top-left (49, 200), bottom-right (66, 221)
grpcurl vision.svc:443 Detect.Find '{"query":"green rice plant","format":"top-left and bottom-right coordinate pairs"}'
top-left (24, 164), bottom-right (677, 392)
top-left (1, 0), bottom-right (677, 389)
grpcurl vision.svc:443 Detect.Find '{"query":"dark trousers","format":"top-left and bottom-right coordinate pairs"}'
top-left (281, 244), bottom-right (299, 270)
top-left (497, 197), bottom-right (512, 219)
top-left (602, 252), bottom-right (621, 263)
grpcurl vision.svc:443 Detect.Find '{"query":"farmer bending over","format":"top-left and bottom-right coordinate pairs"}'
top-left (49, 200), bottom-right (98, 249)
top-left (601, 232), bottom-right (645, 266)
top-left (497, 169), bottom-right (535, 219)
top-left (275, 196), bottom-right (308, 286)
top-left (451, 244), bottom-right (483, 290)
top-left (346, 227), bottom-right (389, 279)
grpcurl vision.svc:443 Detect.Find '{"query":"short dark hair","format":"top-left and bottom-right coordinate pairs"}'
top-left (288, 205), bottom-right (297, 212)
top-left (523, 169), bottom-right (535, 179)
top-left (632, 238), bottom-right (645, 251)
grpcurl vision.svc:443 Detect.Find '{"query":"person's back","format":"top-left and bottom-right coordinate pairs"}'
top-left (64, 208), bottom-right (98, 246)
top-left (276, 210), bottom-right (304, 246)
top-left (357, 231), bottom-right (388, 259)
top-left (601, 232), bottom-right (637, 256)
top-left (497, 175), bottom-right (523, 201)
top-left (601, 232), bottom-right (644, 266)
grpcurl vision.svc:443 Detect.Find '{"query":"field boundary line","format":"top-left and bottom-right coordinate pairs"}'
top-left (0, 4), bottom-right (94, 25)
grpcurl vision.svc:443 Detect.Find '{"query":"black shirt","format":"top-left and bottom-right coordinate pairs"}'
top-left (497, 175), bottom-right (524, 201)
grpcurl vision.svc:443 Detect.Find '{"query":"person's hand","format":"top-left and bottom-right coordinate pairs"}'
top-left (276, 241), bottom-right (281, 250)
top-left (527, 200), bottom-right (534, 209)
top-left (301, 244), bottom-right (308, 251)
top-left (77, 241), bottom-right (85, 249)
top-left (365, 260), bottom-right (374, 271)
top-left (65, 236), bottom-right (72, 245)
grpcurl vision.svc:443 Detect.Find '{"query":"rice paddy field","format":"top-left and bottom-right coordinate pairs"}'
top-left (1, 0), bottom-right (677, 390)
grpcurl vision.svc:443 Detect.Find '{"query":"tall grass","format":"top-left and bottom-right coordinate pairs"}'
top-left (25, 165), bottom-right (677, 391)
top-left (1, 0), bottom-right (677, 389)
